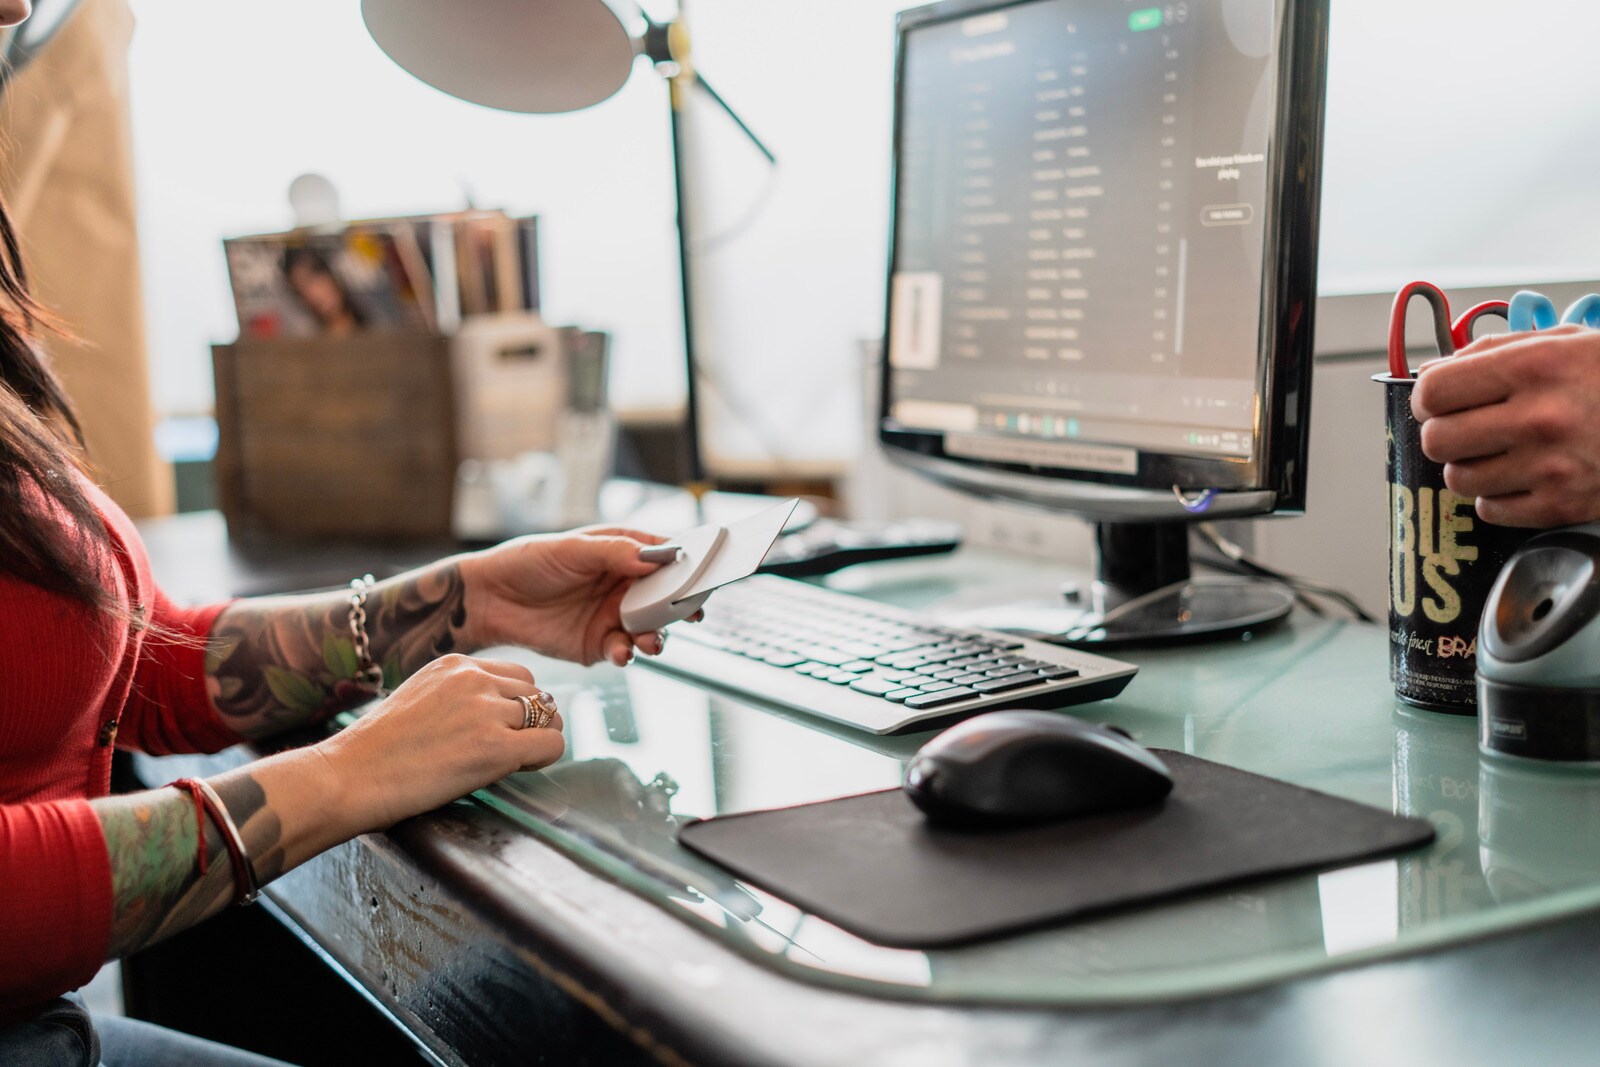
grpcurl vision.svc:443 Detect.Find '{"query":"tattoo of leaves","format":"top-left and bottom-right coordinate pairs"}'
top-left (262, 665), bottom-right (333, 716)
top-left (322, 633), bottom-right (361, 681)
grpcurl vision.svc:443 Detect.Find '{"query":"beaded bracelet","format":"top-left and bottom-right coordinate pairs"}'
top-left (170, 777), bottom-right (259, 907)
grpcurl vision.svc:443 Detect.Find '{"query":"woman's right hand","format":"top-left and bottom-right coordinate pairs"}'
top-left (317, 653), bottom-right (564, 833)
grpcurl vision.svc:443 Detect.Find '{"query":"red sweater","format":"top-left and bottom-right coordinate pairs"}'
top-left (0, 477), bottom-right (237, 1017)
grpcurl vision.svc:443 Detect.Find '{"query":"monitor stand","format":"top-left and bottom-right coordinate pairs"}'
top-left (1040, 521), bottom-right (1294, 648)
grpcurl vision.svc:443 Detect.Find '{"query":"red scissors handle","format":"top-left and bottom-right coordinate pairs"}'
top-left (1450, 300), bottom-right (1510, 349)
top-left (1388, 281), bottom-right (1455, 379)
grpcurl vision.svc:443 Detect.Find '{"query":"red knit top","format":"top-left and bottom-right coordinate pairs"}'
top-left (0, 477), bottom-right (238, 1018)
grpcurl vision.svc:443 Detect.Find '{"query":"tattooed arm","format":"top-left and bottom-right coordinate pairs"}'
top-left (205, 561), bottom-right (471, 740)
top-left (203, 528), bottom-right (673, 741)
top-left (66, 529), bottom-right (677, 964)
top-left (94, 761), bottom-right (315, 958)
top-left (92, 653), bottom-right (568, 960)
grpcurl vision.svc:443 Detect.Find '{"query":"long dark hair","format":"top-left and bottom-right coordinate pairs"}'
top-left (0, 193), bottom-right (116, 612)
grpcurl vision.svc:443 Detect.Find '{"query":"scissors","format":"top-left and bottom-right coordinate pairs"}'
top-left (1506, 290), bottom-right (1600, 333)
top-left (1387, 280), bottom-right (1509, 379)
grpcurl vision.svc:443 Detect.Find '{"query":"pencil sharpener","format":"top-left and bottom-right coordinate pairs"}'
top-left (1478, 524), bottom-right (1600, 763)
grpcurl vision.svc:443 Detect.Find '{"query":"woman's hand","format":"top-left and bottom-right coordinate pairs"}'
top-left (1412, 325), bottom-right (1600, 528)
top-left (459, 527), bottom-right (672, 666)
top-left (319, 653), bottom-right (565, 833)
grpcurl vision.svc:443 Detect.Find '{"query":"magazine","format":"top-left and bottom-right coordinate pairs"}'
top-left (224, 227), bottom-right (433, 340)
top-left (224, 209), bottom-right (542, 339)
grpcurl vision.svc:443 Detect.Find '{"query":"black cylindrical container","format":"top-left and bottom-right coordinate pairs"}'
top-left (1378, 374), bottom-right (1534, 712)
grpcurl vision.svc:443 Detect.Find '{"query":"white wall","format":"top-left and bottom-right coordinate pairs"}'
top-left (126, 0), bottom-right (1600, 564)
top-left (126, 0), bottom-right (923, 479)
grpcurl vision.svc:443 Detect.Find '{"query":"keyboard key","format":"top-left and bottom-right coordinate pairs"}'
top-left (824, 671), bottom-right (857, 685)
top-left (839, 660), bottom-right (878, 673)
top-left (945, 655), bottom-right (987, 669)
top-left (850, 676), bottom-right (903, 697)
top-left (932, 668), bottom-right (967, 680)
top-left (953, 672), bottom-right (990, 684)
top-left (884, 687), bottom-right (923, 702)
top-left (984, 666), bottom-right (1021, 677)
top-left (903, 687), bottom-right (979, 709)
top-left (821, 649), bottom-right (864, 667)
top-left (917, 680), bottom-right (956, 693)
top-left (913, 663), bottom-right (949, 676)
top-left (972, 672), bottom-right (1047, 694)
top-left (762, 652), bottom-right (805, 668)
top-left (983, 639), bottom-right (1026, 651)
top-left (1038, 666), bottom-right (1081, 680)
top-left (878, 669), bottom-right (917, 683)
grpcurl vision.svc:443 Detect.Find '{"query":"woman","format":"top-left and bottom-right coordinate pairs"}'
top-left (0, 4), bottom-right (671, 1062)
top-left (281, 245), bottom-right (365, 337)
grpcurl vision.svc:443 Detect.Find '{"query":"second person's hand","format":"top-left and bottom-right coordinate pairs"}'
top-left (1411, 324), bottom-right (1600, 528)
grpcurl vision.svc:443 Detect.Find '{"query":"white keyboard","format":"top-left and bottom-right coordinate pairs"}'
top-left (642, 575), bottom-right (1138, 735)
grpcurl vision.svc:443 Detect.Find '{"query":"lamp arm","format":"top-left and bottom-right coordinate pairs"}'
top-left (639, 11), bottom-right (776, 166)
top-left (689, 73), bottom-right (777, 166)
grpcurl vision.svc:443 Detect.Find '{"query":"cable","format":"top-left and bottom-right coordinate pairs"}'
top-left (1194, 522), bottom-right (1377, 623)
top-left (1173, 486), bottom-right (1217, 514)
top-left (687, 163), bottom-right (782, 255)
top-left (1055, 577), bottom-right (1201, 640)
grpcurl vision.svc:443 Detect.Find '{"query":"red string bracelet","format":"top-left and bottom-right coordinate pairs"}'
top-left (170, 777), bottom-right (259, 906)
top-left (168, 779), bottom-right (209, 876)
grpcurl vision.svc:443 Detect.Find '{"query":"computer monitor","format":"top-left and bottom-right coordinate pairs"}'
top-left (879, 0), bottom-right (1329, 645)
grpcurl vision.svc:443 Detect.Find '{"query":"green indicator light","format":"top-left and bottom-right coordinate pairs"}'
top-left (1129, 7), bottom-right (1161, 31)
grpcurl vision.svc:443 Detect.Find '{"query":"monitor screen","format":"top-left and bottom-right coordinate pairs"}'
top-left (880, 0), bottom-right (1327, 517)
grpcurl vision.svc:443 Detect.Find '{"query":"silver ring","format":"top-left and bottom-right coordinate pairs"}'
top-left (516, 694), bottom-right (537, 730)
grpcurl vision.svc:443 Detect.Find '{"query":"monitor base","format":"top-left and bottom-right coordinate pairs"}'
top-left (1037, 575), bottom-right (1295, 648)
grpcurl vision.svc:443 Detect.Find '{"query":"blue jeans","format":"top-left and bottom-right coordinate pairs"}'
top-left (0, 994), bottom-right (294, 1066)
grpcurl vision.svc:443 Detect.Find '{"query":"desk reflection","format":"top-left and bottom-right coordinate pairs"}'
top-left (1480, 756), bottom-right (1600, 903)
top-left (1393, 706), bottom-right (1493, 925)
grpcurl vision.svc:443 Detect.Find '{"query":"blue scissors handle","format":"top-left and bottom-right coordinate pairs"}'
top-left (1562, 293), bottom-right (1600, 328)
top-left (1509, 291), bottom-right (1559, 332)
top-left (1509, 290), bottom-right (1600, 332)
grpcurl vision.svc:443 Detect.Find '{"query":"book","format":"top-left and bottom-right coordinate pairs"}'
top-left (517, 216), bottom-right (541, 312)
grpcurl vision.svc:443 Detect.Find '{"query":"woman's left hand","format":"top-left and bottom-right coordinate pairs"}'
top-left (459, 527), bottom-right (673, 665)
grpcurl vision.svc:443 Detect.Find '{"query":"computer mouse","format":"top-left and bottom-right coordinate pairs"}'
top-left (903, 710), bottom-right (1173, 828)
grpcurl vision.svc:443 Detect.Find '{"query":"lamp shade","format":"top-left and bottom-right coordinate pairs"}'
top-left (360, 0), bottom-right (638, 114)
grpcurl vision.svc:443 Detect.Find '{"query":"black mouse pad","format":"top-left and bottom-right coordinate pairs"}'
top-left (676, 751), bottom-right (1435, 948)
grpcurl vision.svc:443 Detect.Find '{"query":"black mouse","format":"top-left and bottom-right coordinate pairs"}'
top-left (903, 710), bottom-right (1173, 827)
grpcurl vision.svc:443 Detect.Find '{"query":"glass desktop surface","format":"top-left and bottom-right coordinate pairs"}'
top-left (463, 551), bottom-right (1600, 1005)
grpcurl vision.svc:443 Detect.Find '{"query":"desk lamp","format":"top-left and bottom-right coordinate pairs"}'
top-left (361, 0), bottom-right (776, 491)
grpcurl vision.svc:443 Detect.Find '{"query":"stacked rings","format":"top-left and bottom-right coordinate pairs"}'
top-left (517, 691), bottom-right (559, 730)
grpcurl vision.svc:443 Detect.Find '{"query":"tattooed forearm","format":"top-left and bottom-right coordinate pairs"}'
top-left (95, 772), bottom-right (282, 959)
top-left (205, 563), bottom-right (467, 738)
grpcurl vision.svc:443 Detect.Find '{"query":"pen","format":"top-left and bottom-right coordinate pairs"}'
top-left (638, 545), bottom-right (684, 565)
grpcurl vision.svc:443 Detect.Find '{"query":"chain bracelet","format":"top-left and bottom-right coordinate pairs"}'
top-left (348, 574), bottom-right (388, 696)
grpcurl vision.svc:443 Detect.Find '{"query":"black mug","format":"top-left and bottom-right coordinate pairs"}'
top-left (1378, 374), bottom-right (1534, 712)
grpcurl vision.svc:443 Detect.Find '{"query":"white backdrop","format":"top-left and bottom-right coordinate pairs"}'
top-left (127, 0), bottom-right (1600, 472)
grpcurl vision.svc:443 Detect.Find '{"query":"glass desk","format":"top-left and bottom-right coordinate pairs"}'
top-left (415, 552), bottom-right (1600, 1006)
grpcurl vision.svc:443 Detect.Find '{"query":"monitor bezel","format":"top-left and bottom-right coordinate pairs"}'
top-left (877, 0), bottom-right (1330, 517)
